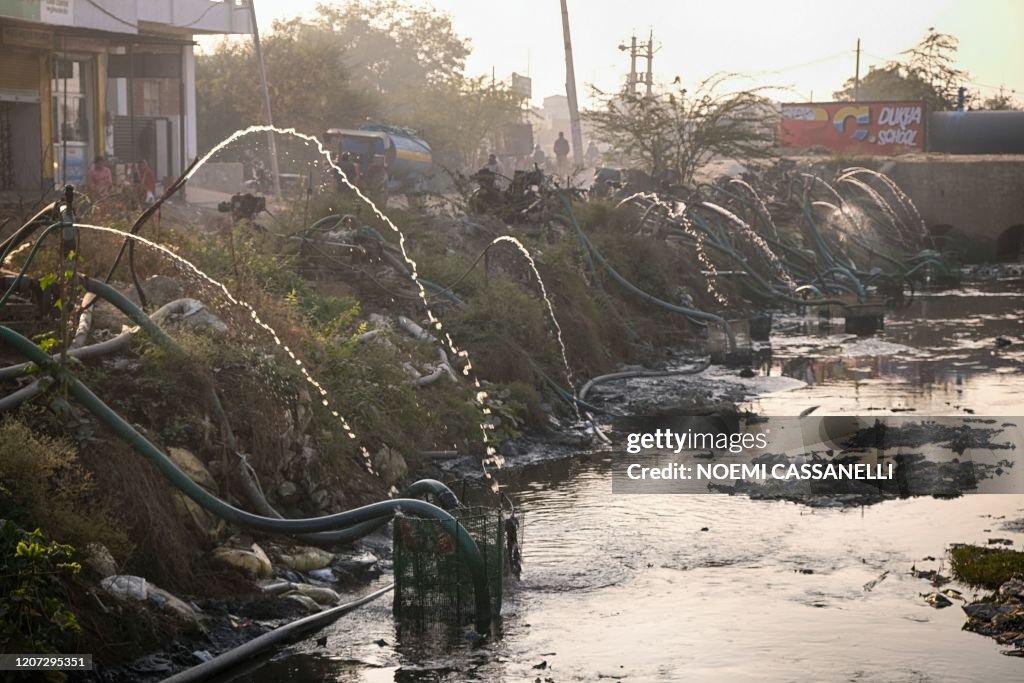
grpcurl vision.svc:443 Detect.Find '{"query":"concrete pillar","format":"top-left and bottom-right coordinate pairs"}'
top-left (182, 43), bottom-right (197, 170)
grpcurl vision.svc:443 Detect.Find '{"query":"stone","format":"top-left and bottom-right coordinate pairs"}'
top-left (277, 480), bottom-right (299, 501)
top-left (964, 602), bottom-right (1002, 621)
top-left (211, 544), bottom-right (273, 579)
top-left (284, 593), bottom-right (322, 613)
top-left (312, 488), bottom-right (334, 512)
top-left (166, 447), bottom-right (218, 491)
top-left (924, 592), bottom-right (953, 608)
top-left (292, 583), bottom-right (340, 606)
top-left (373, 446), bottom-right (408, 486)
top-left (83, 542), bottom-right (118, 578)
top-left (277, 546), bottom-right (334, 572)
top-left (999, 578), bottom-right (1024, 600)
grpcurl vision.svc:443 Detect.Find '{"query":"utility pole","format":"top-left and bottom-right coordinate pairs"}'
top-left (620, 33), bottom-right (655, 96)
top-left (560, 0), bottom-right (584, 168)
top-left (854, 38), bottom-right (861, 101)
top-left (247, 0), bottom-right (281, 196)
top-left (645, 29), bottom-right (653, 96)
top-left (629, 35), bottom-right (637, 93)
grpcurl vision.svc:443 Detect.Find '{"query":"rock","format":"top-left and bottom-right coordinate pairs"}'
top-left (284, 593), bottom-right (322, 613)
top-left (102, 575), bottom-right (148, 601)
top-left (277, 480), bottom-right (299, 501)
top-left (167, 447), bottom-right (218, 491)
top-left (192, 651), bottom-right (213, 664)
top-left (964, 602), bottom-right (1002, 621)
top-left (373, 446), bottom-right (408, 486)
top-left (1000, 578), bottom-right (1024, 600)
top-left (924, 592), bottom-right (953, 608)
top-left (211, 544), bottom-right (273, 579)
top-left (292, 583), bottom-right (340, 606)
top-left (278, 546), bottom-right (334, 572)
top-left (335, 550), bottom-right (379, 572)
top-left (311, 488), bottom-right (334, 512)
top-left (83, 542), bottom-right (118, 578)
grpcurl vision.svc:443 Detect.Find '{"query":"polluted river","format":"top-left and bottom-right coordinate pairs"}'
top-left (244, 283), bottom-right (1024, 682)
top-left (4, 124), bottom-right (1024, 683)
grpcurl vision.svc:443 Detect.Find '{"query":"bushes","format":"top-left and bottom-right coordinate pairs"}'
top-left (0, 521), bottom-right (81, 664)
top-left (950, 544), bottom-right (1024, 590)
top-left (0, 419), bottom-right (127, 556)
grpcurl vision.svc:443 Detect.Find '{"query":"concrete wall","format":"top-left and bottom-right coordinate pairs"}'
top-left (881, 155), bottom-right (1024, 261)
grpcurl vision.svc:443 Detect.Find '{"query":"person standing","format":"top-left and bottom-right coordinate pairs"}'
top-left (531, 144), bottom-right (547, 171)
top-left (86, 156), bottom-right (113, 198)
top-left (585, 141), bottom-right (601, 168)
top-left (137, 158), bottom-right (157, 204)
top-left (553, 132), bottom-right (570, 175)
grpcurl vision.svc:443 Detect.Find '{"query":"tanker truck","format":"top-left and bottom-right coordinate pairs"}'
top-left (322, 125), bottom-right (433, 193)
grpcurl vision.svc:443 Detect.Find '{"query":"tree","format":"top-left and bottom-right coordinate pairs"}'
top-left (834, 29), bottom-right (971, 110)
top-left (981, 87), bottom-right (1021, 111)
top-left (195, 2), bottom-right (521, 173)
top-left (312, 1), bottom-right (471, 95)
top-left (396, 75), bottom-right (527, 171)
top-left (584, 75), bottom-right (776, 186)
top-left (196, 20), bottom-right (378, 153)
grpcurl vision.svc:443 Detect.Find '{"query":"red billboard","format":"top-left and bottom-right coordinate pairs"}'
top-left (779, 101), bottom-right (926, 155)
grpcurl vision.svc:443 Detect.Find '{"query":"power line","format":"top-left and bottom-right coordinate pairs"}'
top-left (744, 50), bottom-right (852, 77)
top-left (182, 0), bottom-right (249, 29)
top-left (84, 0), bottom-right (138, 31)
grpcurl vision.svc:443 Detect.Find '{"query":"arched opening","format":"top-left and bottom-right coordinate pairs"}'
top-left (996, 225), bottom-right (1024, 263)
top-left (927, 223), bottom-right (957, 251)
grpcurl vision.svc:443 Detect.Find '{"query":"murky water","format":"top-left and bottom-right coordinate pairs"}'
top-left (247, 285), bottom-right (1024, 682)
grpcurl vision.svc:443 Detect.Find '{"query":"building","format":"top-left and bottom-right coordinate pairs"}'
top-left (0, 0), bottom-right (252, 199)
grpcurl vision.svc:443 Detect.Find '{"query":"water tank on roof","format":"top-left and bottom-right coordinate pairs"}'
top-left (929, 111), bottom-right (1024, 154)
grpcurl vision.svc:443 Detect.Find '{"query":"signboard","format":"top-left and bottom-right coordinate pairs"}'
top-left (779, 101), bottom-right (926, 155)
top-left (0, 0), bottom-right (73, 25)
top-left (511, 72), bottom-right (532, 99)
top-left (2, 24), bottom-right (52, 49)
top-left (41, 0), bottom-right (72, 25)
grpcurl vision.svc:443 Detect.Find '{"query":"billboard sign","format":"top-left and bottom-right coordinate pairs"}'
top-left (779, 101), bottom-right (926, 154)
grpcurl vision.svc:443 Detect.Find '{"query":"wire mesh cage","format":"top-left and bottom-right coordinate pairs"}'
top-left (392, 505), bottom-right (505, 626)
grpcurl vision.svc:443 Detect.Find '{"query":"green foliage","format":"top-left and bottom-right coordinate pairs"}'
top-left (950, 544), bottom-right (1024, 590)
top-left (195, 1), bottom-right (521, 173)
top-left (585, 75), bottom-right (777, 185)
top-left (981, 88), bottom-right (1021, 111)
top-left (833, 29), bottom-right (971, 111)
top-left (0, 521), bottom-right (81, 664)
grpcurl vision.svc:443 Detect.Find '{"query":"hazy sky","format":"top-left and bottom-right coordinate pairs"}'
top-left (237, 0), bottom-right (1023, 106)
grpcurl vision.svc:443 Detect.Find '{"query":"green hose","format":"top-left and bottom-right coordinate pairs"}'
top-left (559, 195), bottom-right (738, 352)
top-left (0, 324), bottom-right (492, 631)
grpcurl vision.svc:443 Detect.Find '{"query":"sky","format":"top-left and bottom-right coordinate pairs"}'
top-left (230, 0), bottom-right (1024, 107)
